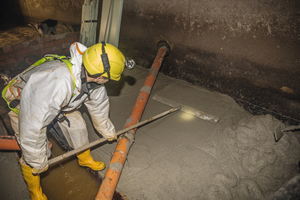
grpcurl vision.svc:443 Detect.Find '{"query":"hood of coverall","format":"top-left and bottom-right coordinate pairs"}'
top-left (70, 42), bottom-right (88, 92)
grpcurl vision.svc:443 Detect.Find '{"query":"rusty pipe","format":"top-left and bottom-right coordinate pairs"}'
top-left (96, 42), bottom-right (170, 200)
top-left (0, 135), bottom-right (20, 150)
top-left (0, 116), bottom-right (20, 150)
top-left (0, 135), bottom-right (52, 150)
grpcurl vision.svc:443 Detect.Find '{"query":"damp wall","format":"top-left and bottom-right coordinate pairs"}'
top-left (117, 0), bottom-right (300, 122)
top-left (8, 0), bottom-right (300, 121)
top-left (17, 0), bottom-right (84, 25)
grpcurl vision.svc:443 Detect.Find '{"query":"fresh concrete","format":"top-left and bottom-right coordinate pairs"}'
top-left (82, 66), bottom-right (300, 199)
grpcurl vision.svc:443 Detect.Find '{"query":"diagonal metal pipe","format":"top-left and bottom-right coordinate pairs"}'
top-left (95, 41), bottom-right (171, 200)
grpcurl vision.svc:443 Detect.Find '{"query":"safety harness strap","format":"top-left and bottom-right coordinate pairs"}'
top-left (2, 55), bottom-right (77, 151)
top-left (47, 116), bottom-right (73, 151)
top-left (2, 54), bottom-right (76, 114)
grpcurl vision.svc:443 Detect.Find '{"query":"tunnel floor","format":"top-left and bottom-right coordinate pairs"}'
top-left (1, 65), bottom-right (300, 200)
top-left (0, 28), bottom-right (300, 199)
top-left (87, 66), bottom-right (300, 199)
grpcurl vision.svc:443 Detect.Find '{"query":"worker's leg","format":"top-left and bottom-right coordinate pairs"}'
top-left (19, 158), bottom-right (48, 200)
top-left (9, 110), bottom-right (51, 169)
top-left (58, 110), bottom-right (105, 171)
top-left (8, 111), bottom-right (20, 143)
top-left (8, 111), bottom-right (48, 200)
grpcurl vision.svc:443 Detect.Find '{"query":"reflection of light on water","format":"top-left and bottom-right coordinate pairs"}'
top-left (41, 136), bottom-right (99, 200)
top-left (180, 112), bottom-right (194, 121)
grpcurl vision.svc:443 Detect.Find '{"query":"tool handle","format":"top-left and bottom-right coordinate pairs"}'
top-left (48, 106), bottom-right (181, 166)
top-left (282, 125), bottom-right (300, 132)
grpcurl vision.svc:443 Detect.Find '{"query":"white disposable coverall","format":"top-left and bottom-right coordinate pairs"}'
top-left (6, 42), bottom-right (116, 169)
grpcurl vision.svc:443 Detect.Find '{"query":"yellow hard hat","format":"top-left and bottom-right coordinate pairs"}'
top-left (82, 42), bottom-right (125, 81)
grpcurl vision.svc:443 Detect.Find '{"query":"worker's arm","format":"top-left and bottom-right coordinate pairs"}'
top-left (84, 86), bottom-right (116, 139)
top-left (19, 62), bottom-right (73, 170)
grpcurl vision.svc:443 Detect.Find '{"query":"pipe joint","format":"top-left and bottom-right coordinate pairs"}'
top-left (119, 130), bottom-right (135, 146)
top-left (156, 41), bottom-right (171, 56)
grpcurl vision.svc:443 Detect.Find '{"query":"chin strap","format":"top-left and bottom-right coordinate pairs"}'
top-left (71, 66), bottom-right (90, 103)
top-left (73, 66), bottom-right (104, 103)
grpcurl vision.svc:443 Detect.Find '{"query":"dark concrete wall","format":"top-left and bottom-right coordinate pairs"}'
top-left (119, 0), bottom-right (300, 123)
top-left (17, 0), bottom-right (84, 24)
top-left (14, 0), bottom-right (300, 122)
top-left (119, 0), bottom-right (300, 84)
top-left (0, 0), bottom-right (24, 29)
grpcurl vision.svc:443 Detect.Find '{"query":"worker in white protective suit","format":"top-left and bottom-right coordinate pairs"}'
top-left (3, 42), bottom-right (127, 200)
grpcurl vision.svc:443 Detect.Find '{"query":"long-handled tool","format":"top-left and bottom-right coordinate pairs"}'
top-left (48, 106), bottom-right (181, 166)
top-left (274, 124), bottom-right (300, 142)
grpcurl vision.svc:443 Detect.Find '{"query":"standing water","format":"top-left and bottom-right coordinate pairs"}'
top-left (41, 134), bottom-right (101, 200)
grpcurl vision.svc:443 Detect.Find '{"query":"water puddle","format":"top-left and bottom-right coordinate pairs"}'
top-left (41, 135), bottom-right (100, 200)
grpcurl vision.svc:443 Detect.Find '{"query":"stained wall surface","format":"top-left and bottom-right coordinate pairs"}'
top-left (11, 0), bottom-right (300, 121)
top-left (117, 0), bottom-right (300, 122)
top-left (17, 0), bottom-right (84, 24)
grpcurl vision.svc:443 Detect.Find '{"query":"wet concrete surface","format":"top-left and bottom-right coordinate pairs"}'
top-left (85, 66), bottom-right (300, 199)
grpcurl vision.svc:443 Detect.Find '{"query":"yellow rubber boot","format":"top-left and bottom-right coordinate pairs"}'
top-left (19, 159), bottom-right (48, 200)
top-left (76, 149), bottom-right (105, 171)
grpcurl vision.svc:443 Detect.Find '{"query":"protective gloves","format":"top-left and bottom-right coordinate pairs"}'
top-left (107, 135), bottom-right (117, 142)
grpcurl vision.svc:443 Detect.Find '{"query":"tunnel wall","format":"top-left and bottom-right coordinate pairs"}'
top-left (118, 0), bottom-right (300, 90)
top-left (118, 0), bottom-right (300, 122)
top-left (12, 0), bottom-right (300, 122)
top-left (0, 0), bottom-right (24, 29)
top-left (17, 0), bottom-right (84, 24)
